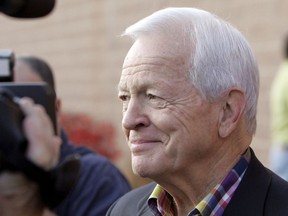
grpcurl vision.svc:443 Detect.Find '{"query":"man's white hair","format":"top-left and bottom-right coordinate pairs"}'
top-left (123, 7), bottom-right (259, 135)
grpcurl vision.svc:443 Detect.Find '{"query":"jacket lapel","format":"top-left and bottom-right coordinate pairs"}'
top-left (223, 148), bottom-right (271, 216)
top-left (137, 182), bottom-right (156, 216)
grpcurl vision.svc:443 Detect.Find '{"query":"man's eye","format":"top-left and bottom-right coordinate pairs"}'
top-left (146, 93), bottom-right (167, 109)
top-left (119, 95), bottom-right (129, 101)
top-left (147, 94), bottom-right (157, 100)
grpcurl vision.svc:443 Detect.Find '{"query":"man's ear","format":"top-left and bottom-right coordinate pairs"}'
top-left (55, 98), bottom-right (61, 114)
top-left (55, 98), bottom-right (62, 135)
top-left (218, 90), bottom-right (246, 138)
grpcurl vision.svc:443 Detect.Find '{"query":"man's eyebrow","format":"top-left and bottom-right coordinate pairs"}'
top-left (117, 84), bottom-right (126, 92)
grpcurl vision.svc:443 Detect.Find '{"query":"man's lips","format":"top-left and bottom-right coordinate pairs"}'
top-left (129, 139), bottom-right (160, 154)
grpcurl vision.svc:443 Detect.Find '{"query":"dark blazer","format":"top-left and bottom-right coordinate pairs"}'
top-left (106, 149), bottom-right (288, 216)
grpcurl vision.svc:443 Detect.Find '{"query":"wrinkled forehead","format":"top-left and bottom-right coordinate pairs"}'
top-left (123, 35), bottom-right (192, 68)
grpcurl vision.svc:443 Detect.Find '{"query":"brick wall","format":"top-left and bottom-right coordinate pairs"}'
top-left (0, 0), bottom-right (287, 187)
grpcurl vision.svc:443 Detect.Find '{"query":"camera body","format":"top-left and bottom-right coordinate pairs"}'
top-left (0, 50), bottom-right (81, 209)
top-left (0, 49), bottom-right (57, 153)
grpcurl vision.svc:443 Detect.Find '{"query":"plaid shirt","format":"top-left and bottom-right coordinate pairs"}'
top-left (148, 150), bottom-right (250, 216)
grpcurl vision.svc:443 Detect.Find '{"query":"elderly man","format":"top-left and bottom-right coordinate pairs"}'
top-left (106, 7), bottom-right (288, 216)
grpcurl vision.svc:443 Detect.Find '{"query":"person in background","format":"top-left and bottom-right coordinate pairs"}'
top-left (106, 7), bottom-right (288, 216)
top-left (14, 56), bottom-right (131, 216)
top-left (0, 97), bottom-right (60, 216)
top-left (269, 35), bottom-right (288, 181)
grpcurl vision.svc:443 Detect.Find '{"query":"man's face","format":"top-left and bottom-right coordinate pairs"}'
top-left (14, 60), bottom-right (43, 83)
top-left (118, 37), bottom-right (221, 180)
top-left (14, 60), bottom-right (62, 136)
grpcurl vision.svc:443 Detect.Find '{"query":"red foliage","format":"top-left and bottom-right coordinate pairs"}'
top-left (60, 113), bottom-right (120, 161)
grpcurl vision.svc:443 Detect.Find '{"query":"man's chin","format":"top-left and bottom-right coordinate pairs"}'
top-left (132, 161), bottom-right (151, 178)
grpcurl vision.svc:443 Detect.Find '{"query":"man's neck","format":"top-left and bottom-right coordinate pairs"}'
top-left (154, 143), bottom-right (250, 215)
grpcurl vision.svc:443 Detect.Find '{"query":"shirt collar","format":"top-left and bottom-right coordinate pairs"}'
top-left (147, 149), bottom-right (250, 216)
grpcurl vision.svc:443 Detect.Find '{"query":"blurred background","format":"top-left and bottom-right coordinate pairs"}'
top-left (0, 0), bottom-right (287, 188)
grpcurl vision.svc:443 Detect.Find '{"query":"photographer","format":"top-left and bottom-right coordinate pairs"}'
top-left (0, 98), bottom-right (60, 216)
top-left (0, 1), bottom-right (130, 215)
top-left (13, 55), bottom-right (131, 216)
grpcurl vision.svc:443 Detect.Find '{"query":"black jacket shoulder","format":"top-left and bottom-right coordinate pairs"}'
top-left (106, 182), bottom-right (156, 216)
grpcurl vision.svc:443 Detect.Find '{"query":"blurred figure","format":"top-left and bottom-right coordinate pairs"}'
top-left (106, 7), bottom-right (288, 216)
top-left (0, 97), bottom-right (60, 216)
top-left (14, 56), bottom-right (131, 216)
top-left (269, 35), bottom-right (288, 181)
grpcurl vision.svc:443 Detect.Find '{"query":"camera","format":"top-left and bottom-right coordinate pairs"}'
top-left (0, 49), bottom-right (80, 209)
top-left (0, 3), bottom-right (81, 209)
top-left (0, 49), bottom-right (57, 155)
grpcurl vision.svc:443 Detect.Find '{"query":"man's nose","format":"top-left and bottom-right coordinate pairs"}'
top-left (122, 99), bottom-right (150, 130)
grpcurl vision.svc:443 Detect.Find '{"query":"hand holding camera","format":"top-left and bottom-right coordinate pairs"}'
top-left (0, 49), bottom-right (58, 162)
top-left (0, 50), bottom-right (80, 209)
top-left (19, 97), bottom-right (61, 170)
